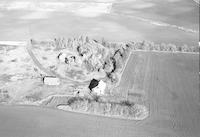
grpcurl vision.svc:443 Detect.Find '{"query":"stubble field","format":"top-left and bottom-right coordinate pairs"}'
top-left (114, 51), bottom-right (200, 136)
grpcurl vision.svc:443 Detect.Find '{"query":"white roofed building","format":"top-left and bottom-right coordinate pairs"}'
top-left (43, 76), bottom-right (60, 86)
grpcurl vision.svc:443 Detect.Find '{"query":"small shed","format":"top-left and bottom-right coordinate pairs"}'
top-left (88, 79), bottom-right (106, 95)
top-left (43, 76), bottom-right (60, 86)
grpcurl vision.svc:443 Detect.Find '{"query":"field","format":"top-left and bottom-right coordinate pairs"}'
top-left (0, 51), bottom-right (199, 137)
top-left (114, 51), bottom-right (200, 136)
top-left (0, 0), bottom-right (198, 46)
top-left (0, 0), bottom-right (199, 136)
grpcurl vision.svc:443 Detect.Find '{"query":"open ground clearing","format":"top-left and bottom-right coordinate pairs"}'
top-left (0, 44), bottom-right (86, 104)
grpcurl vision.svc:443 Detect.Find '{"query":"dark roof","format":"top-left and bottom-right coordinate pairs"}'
top-left (88, 79), bottom-right (99, 90)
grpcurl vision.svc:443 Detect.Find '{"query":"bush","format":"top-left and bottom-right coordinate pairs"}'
top-left (181, 44), bottom-right (189, 52)
top-left (67, 97), bottom-right (84, 105)
top-left (120, 100), bottom-right (134, 107)
top-left (101, 38), bottom-right (110, 47)
top-left (53, 38), bottom-right (67, 50)
top-left (0, 89), bottom-right (10, 103)
top-left (168, 44), bottom-right (177, 52)
top-left (92, 95), bottom-right (101, 102)
top-left (25, 91), bottom-right (42, 102)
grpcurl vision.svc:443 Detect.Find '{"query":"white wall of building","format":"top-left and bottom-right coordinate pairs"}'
top-left (43, 77), bottom-right (60, 86)
top-left (92, 80), bottom-right (106, 95)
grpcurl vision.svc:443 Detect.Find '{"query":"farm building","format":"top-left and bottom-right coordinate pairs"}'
top-left (43, 76), bottom-right (60, 86)
top-left (88, 79), bottom-right (106, 95)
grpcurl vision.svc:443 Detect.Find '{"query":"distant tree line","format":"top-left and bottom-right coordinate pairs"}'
top-left (126, 41), bottom-right (199, 53)
top-left (31, 37), bottom-right (199, 53)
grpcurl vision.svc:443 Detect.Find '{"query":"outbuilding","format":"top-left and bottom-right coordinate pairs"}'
top-left (43, 76), bottom-right (60, 86)
top-left (88, 79), bottom-right (106, 95)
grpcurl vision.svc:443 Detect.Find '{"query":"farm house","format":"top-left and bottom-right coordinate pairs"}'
top-left (88, 79), bottom-right (106, 95)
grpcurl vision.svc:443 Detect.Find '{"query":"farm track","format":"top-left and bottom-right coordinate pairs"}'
top-left (26, 43), bottom-right (55, 76)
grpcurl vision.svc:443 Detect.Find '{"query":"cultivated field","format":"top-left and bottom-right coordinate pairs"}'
top-left (114, 51), bottom-right (200, 136)
top-left (0, 0), bottom-right (198, 46)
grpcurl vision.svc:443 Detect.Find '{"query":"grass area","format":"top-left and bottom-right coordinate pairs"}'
top-left (25, 91), bottom-right (43, 102)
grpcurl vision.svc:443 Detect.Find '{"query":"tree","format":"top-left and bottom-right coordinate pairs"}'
top-left (107, 73), bottom-right (119, 83)
top-left (192, 46), bottom-right (199, 52)
top-left (182, 44), bottom-right (189, 52)
top-left (160, 43), bottom-right (167, 51)
top-left (136, 42), bottom-right (144, 50)
top-left (67, 38), bottom-right (72, 48)
top-left (114, 52), bottom-right (123, 71)
top-left (84, 60), bottom-right (94, 72)
top-left (168, 43), bottom-right (177, 52)
top-left (103, 58), bottom-right (114, 73)
top-left (126, 43), bottom-right (134, 50)
top-left (85, 36), bottom-right (90, 43)
top-left (153, 44), bottom-right (160, 51)
top-left (101, 38), bottom-right (113, 48)
top-left (101, 38), bottom-right (107, 47)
